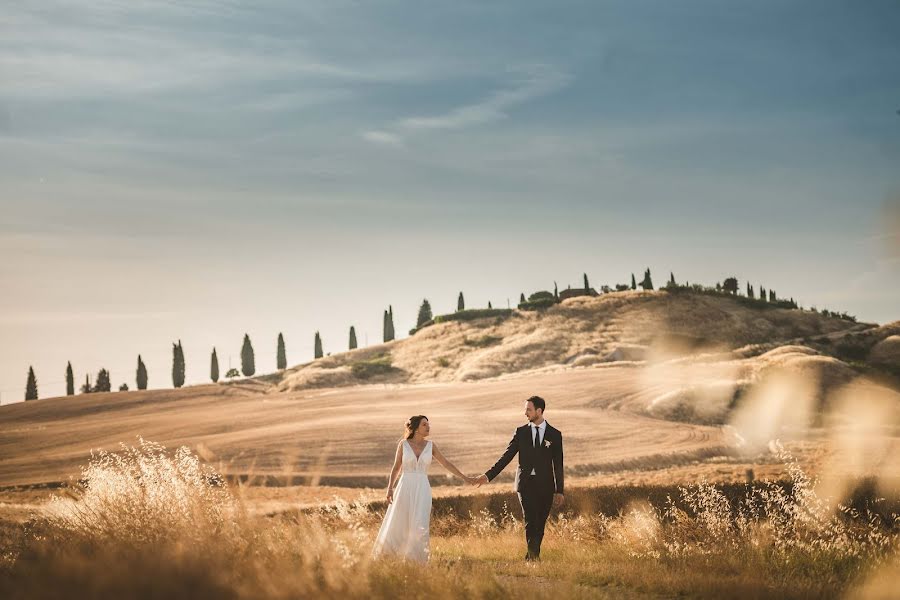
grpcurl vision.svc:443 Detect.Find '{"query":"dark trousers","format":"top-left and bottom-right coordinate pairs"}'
top-left (517, 474), bottom-right (554, 560)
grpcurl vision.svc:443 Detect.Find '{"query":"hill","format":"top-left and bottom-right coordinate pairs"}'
top-left (2, 290), bottom-right (896, 496)
top-left (274, 290), bottom-right (872, 391)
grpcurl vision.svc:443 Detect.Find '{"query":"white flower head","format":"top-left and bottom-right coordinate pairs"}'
top-left (544, 440), bottom-right (552, 448)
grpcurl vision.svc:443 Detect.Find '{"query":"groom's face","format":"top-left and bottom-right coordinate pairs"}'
top-left (524, 401), bottom-right (542, 422)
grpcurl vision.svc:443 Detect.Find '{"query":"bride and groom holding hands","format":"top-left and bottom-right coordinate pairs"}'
top-left (373, 396), bottom-right (564, 562)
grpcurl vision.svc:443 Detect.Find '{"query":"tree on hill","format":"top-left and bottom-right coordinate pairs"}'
top-left (759, 286), bottom-right (767, 302)
top-left (225, 368), bottom-right (240, 379)
top-left (553, 282), bottom-right (559, 301)
top-left (488, 301), bottom-right (492, 309)
top-left (631, 273), bottom-right (637, 290)
top-left (383, 306), bottom-right (395, 342)
top-left (349, 326), bottom-right (358, 350)
top-left (277, 333), bottom-right (287, 370)
top-left (457, 292), bottom-right (465, 312)
top-left (93, 368), bottom-right (111, 393)
top-left (314, 331), bottom-right (324, 359)
top-left (747, 283), bottom-right (755, 299)
top-left (417, 299), bottom-right (433, 328)
top-left (80, 374), bottom-right (91, 394)
top-left (210, 348), bottom-right (219, 383)
top-left (769, 289), bottom-right (776, 302)
top-left (25, 366), bottom-right (38, 401)
top-left (520, 292), bottom-right (526, 303)
top-left (669, 272), bottom-right (676, 287)
top-left (137, 355), bottom-right (148, 390)
top-left (723, 277), bottom-right (739, 295)
top-left (172, 340), bottom-right (185, 388)
top-left (119, 383), bottom-right (129, 391)
top-left (583, 273), bottom-right (590, 290)
top-left (640, 268), bottom-right (654, 290)
top-left (241, 334), bottom-right (256, 376)
top-left (66, 361), bottom-right (74, 396)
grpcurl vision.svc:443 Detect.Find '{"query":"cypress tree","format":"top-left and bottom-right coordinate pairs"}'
top-left (488, 301), bottom-right (492, 309)
top-left (172, 340), bottom-right (185, 388)
top-left (241, 333), bottom-right (255, 376)
top-left (137, 355), bottom-right (148, 390)
top-left (417, 299), bottom-right (433, 328)
top-left (25, 366), bottom-right (38, 401)
top-left (383, 307), bottom-right (395, 342)
top-left (314, 332), bottom-right (323, 359)
top-left (759, 286), bottom-right (766, 302)
top-left (383, 310), bottom-right (389, 343)
top-left (81, 374), bottom-right (91, 394)
top-left (276, 333), bottom-right (286, 370)
top-left (631, 273), bottom-right (637, 290)
top-left (94, 368), bottom-right (111, 393)
top-left (641, 268), bottom-right (654, 290)
top-left (520, 292), bottom-right (526, 304)
top-left (583, 273), bottom-right (590, 290)
top-left (457, 292), bottom-right (465, 312)
top-left (769, 289), bottom-right (776, 302)
top-left (349, 326), bottom-right (358, 350)
top-left (553, 282), bottom-right (559, 301)
top-left (669, 272), bottom-right (675, 286)
top-left (210, 348), bottom-right (219, 383)
top-left (66, 361), bottom-right (74, 396)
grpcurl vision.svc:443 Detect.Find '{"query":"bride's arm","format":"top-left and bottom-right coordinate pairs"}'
top-left (386, 441), bottom-right (403, 503)
top-left (432, 443), bottom-right (473, 484)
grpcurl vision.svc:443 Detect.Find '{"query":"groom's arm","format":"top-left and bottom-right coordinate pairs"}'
top-left (552, 432), bottom-right (564, 494)
top-left (484, 430), bottom-right (519, 482)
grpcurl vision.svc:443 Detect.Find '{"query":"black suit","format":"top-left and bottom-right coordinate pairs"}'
top-left (486, 422), bottom-right (564, 559)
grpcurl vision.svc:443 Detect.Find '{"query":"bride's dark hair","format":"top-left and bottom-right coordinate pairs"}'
top-left (404, 415), bottom-right (428, 440)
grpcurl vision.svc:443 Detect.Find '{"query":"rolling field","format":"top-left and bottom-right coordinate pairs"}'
top-left (0, 364), bottom-right (730, 491)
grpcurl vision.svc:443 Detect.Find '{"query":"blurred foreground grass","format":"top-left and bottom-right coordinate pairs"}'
top-left (0, 440), bottom-right (897, 599)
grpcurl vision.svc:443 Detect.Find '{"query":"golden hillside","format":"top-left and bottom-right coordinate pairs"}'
top-left (274, 290), bottom-right (873, 391)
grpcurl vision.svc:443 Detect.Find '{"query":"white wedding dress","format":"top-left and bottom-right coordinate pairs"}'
top-left (373, 439), bottom-right (433, 562)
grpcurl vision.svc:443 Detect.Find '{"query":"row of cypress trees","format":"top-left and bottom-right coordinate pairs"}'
top-left (19, 275), bottom-right (799, 400)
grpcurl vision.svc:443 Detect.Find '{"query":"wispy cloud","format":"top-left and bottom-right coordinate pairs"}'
top-left (361, 64), bottom-right (571, 146)
top-left (362, 130), bottom-right (404, 147)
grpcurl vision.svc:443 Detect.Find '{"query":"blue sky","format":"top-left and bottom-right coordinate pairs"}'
top-left (1, 0), bottom-right (899, 401)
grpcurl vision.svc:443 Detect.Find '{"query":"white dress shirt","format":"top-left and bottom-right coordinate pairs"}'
top-left (530, 420), bottom-right (547, 475)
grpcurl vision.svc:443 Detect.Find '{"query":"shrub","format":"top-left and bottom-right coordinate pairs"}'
top-left (350, 354), bottom-right (396, 379)
top-left (463, 335), bottom-right (502, 348)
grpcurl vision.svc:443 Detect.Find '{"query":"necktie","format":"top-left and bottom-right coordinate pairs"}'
top-left (534, 426), bottom-right (540, 449)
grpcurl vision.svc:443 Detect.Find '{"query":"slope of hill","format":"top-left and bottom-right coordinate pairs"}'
top-left (2, 290), bottom-right (895, 495)
top-left (275, 290), bottom-right (871, 392)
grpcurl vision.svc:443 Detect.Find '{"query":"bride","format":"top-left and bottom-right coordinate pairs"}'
top-left (373, 415), bottom-right (474, 562)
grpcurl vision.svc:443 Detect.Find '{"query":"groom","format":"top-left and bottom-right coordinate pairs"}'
top-left (475, 395), bottom-right (564, 561)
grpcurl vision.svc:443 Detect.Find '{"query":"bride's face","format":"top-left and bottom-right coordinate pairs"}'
top-left (416, 419), bottom-right (431, 438)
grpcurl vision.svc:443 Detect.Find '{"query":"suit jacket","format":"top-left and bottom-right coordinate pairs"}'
top-left (485, 423), bottom-right (564, 494)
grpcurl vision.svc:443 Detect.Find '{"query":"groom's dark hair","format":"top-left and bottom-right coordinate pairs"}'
top-left (527, 396), bottom-right (546, 413)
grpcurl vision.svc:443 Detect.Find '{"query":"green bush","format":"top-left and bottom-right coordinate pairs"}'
top-left (527, 291), bottom-right (554, 302)
top-left (518, 297), bottom-right (556, 311)
top-left (350, 354), bottom-right (396, 379)
top-left (434, 308), bottom-right (513, 324)
top-left (463, 335), bottom-right (502, 348)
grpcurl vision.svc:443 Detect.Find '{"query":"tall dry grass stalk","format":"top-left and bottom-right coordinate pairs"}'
top-left (1, 439), bottom-right (897, 599)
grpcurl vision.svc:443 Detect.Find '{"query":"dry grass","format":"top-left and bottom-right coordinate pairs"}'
top-left (1, 441), bottom-right (897, 600)
top-left (274, 291), bottom-right (868, 390)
